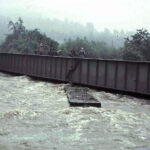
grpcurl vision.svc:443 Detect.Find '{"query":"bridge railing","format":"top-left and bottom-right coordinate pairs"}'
top-left (0, 53), bottom-right (150, 95)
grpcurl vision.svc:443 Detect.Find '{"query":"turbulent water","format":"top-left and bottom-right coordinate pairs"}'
top-left (0, 72), bottom-right (150, 150)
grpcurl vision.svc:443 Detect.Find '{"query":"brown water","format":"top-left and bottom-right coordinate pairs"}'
top-left (0, 72), bottom-right (150, 150)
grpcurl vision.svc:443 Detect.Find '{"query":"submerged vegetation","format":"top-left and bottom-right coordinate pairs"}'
top-left (0, 18), bottom-right (150, 61)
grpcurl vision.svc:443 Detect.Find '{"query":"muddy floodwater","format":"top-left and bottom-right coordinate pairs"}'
top-left (0, 72), bottom-right (150, 150)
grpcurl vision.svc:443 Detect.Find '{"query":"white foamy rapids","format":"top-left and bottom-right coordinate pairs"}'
top-left (0, 73), bottom-right (150, 150)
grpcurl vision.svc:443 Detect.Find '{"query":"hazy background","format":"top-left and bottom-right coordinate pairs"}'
top-left (0, 0), bottom-right (149, 47)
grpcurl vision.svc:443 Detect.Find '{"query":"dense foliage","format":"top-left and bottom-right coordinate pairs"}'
top-left (122, 29), bottom-right (150, 61)
top-left (0, 18), bottom-right (59, 55)
top-left (0, 16), bottom-right (129, 48)
top-left (61, 37), bottom-right (121, 58)
top-left (1, 18), bottom-right (150, 61)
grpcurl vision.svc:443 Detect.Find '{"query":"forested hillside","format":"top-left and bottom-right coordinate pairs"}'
top-left (1, 17), bottom-right (150, 61)
top-left (0, 16), bottom-right (130, 48)
top-left (0, 18), bottom-right (58, 55)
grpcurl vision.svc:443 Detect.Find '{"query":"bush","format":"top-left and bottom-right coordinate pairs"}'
top-left (122, 29), bottom-right (150, 61)
top-left (0, 18), bottom-right (59, 55)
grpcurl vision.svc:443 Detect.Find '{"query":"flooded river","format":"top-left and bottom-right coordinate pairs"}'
top-left (0, 72), bottom-right (150, 150)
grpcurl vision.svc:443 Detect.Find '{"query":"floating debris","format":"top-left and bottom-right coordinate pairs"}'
top-left (64, 85), bottom-right (101, 107)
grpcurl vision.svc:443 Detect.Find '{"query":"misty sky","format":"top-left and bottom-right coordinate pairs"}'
top-left (0, 0), bottom-right (150, 31)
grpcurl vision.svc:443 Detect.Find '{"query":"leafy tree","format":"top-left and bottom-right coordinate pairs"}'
top-left (122, 29), bottom-right (150, 61)
top-left (60, 37), bottom-right (121, 59)
top-left (0, 18), bottom-right (59, 55)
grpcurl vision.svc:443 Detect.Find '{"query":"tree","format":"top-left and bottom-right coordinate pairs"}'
top-left (8, 17), bottom-right (25, 38)
top-left (122, 29), bottom-right (150, 61)
top-left (0, 18), bottom-right (59, 55)
top-left (60, 37), bottom-right (121, 59)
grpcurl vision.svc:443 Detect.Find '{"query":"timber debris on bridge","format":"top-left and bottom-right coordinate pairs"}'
top-left (64, 85), bottom-right (101, 107)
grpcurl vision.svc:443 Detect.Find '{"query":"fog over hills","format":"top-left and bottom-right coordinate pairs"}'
top-left (0, 15), bottom-right (133, 48)
top-left (3, 0), bottom-right (150, 47)
top-left (1, 0), bottom-right (150, 60)
top-left (1, 0), bottom-right (150, 30)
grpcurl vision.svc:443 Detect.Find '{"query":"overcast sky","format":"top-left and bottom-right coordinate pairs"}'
top-left (0, 0), bottom-right (150, 31)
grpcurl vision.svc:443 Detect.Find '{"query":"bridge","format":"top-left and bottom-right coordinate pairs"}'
top-left (0, 53), bottom-right (150, 97)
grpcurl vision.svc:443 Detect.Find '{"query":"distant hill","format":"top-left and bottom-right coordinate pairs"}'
top-left (0, 16), bottom-right (133, 48)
